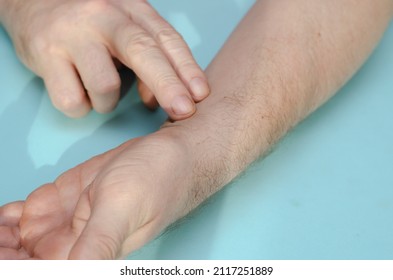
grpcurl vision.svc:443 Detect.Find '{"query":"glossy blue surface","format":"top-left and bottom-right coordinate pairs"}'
top-left (1, 0), bottom-right (392, 259)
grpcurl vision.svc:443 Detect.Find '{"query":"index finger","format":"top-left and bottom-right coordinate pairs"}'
top-left (125, 1), bottom-right (210, 101)
top-left (103, 20), bottom-right (196, 119)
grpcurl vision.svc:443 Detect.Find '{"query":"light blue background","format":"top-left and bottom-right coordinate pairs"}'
top-left (1, 0), bottom-right (392, 259)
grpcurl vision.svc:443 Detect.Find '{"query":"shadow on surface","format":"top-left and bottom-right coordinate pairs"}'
top-left (0, 69), bottom-right (163, 204)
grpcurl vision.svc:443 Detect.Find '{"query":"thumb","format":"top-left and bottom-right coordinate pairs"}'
top-left (68, 187), bottom-right (130, 260)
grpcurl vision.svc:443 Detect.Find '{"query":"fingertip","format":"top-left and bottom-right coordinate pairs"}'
top-left (87, 74), bottom-right (121, 114)
top-left (73, 45), bottom-right (122, 115)
top-left (54, 94), bottom-right (91, 118)
top-left (189, 77), bottom-right (210, 102)
top-left (170, 95), bottom-right (196, 119)
top-left (90, 89), bottom-right (120, 115)
top-left (41, 58), bottom-right (92, 118)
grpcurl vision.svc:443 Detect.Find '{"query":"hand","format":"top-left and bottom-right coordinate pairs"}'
top-left (0, 131), bottom-right (195, 259)
top-left (1, 0), bottom-right (209, 119)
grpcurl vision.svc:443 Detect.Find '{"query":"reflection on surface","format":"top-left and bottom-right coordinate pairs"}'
top-left (0, 78), bottom-right (49, 202)
top-left (0, 71), bottom-right (167, 204)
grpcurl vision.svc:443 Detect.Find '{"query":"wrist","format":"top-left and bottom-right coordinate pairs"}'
top-left (144, 128), bottom-right (199, 219)
top-left (160, 101), bottom-right (262, 212)
top-left (156, 122), bottom-right (224, 213)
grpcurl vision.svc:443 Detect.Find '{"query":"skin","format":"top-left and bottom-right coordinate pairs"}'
top-left (0, 0), bottom-right (210, 119)
top-left (0, 0), bottom-right (392, 259)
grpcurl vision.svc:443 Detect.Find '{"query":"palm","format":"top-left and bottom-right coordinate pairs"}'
top-left (0, 134), bottom-right (190, 259)
top-left (0, 151), bottom-right (105, 259)
top-left (12, 182), bottom-right (85, 259)
top-left (0, 140), bottom-right (130, 259)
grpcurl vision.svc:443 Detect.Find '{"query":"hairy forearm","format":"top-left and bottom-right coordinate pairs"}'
top-left (163, 0), bottom-right (393, 210)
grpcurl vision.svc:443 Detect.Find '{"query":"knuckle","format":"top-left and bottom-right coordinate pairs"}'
top-left (29, 33), bottom-right (52, 54)
top-left (132, 0), bottom-right (151, 11)
top-left (80, 0), bottom-right (111, 14)
top-left (127, 32), bottom-right (157, 53)
top-left (28, 23), bottom-right (67, 57)
top-left (155, 28), bottom-right (183, 46)
top-left (175, 59), bottom-right (200, 73)
top-left (54, 91), bottom-right (85, 113)
top-left (126, 33), bottom-right (159, 62)
top-left (155, 74), bottom-right (180, 93)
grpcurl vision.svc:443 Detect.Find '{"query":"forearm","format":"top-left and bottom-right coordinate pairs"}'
top-left (163, 0), bottom-right (393, 211)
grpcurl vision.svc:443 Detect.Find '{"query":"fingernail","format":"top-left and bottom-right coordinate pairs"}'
top-left (171, 95), bottom-right (195, 116)
top-left (190, 77), bottom-right (209, 100)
